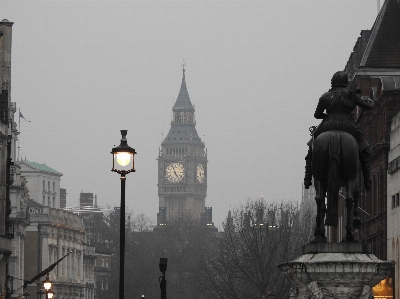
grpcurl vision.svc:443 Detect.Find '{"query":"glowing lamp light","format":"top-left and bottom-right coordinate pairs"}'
top-left (46, 290), bottom-right (54, 299)
top-left (42, 274), bottom-right (52, 291)
top-left (116, 152), bottom-right (131, 167)
top-left (111, 130), bottom-right (137, 175)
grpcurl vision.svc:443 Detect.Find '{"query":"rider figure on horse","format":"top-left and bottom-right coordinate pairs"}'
top-left (304, 71), bottom-right (375, 191)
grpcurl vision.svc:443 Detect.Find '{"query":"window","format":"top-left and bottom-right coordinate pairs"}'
top-left (43, 195), bottom-right (45, 206)
top-left (101, 280), bottom-right (104, 290)
top-left (101, 259), bottom-right (104, 267)
top-left (396, 193), bottom-right (399, 208)
top-left (43, 180), bottom-right (45, 190)
top-left (0, 90), bottom-right (8, 124)
top-left (48, 181), bottom-right (50, 191)
top-left (105, 278), bottom-right (108, 290)
top-left (105, 259), bottom-right (109, 267)
top-left (53, 182), bottom-right (55, 191)
top-left (392, 195), bottom-right (396, 209)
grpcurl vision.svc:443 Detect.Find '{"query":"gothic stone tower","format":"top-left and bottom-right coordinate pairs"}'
top-left (157, 67), bottom-right (207, 223)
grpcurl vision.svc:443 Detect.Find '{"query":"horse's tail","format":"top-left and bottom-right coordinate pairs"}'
top-left (326, 132), bottom-right (340, 227)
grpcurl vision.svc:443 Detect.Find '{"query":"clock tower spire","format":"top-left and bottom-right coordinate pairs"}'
top-left (157, 66), bottom-right (213, 227)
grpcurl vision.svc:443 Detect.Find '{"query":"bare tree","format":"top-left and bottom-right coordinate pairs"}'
top-left (201, 199), bottom-right (314, 299)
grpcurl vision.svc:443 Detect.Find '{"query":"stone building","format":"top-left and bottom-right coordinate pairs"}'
top-left (82, 243), bottom-right (95, 299)
top-left (93, 253), bottom-right (111, 299)
top-left (65, 199), bottom-right (112, 299)
top-left (8, 102), bottom-right (30, 297)
top-left (0, 19), bottom-right (14, 299)
top-left (18, 160), bottom-right (62, 209)
top-left (387, 111), bottom-right (400, 297)
top-left (25, 202), bottom-right (86, 299)
top-left (157, 66), bottom-right (216, 229)
top-left (18, 163), bottom-right (91, 299)
top-left (341, 0), bottom-right (400, 259)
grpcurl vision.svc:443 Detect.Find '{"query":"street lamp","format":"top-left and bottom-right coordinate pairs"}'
top-left (46, 290), bottom-right (54, 299)
top-left (42, 274), bottom-right (52, 292)
top-left (159, 258), bottom-right (167, 299)
top-left (111, 130), bottom-right (137, 299)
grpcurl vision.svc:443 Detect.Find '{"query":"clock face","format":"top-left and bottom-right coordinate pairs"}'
top-left (165, 162), bottom-right (185, 183)
top-left (197, 163), bottom-right (205, 184)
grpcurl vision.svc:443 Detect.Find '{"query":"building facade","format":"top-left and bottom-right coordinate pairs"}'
top-left (8, 101), bottom-right (30, 297)
top-left (25, 202), bottom-right (86, 299)
top-left (65, 201), bottom-right (112, 299)
top-left (343, 0), bottom-right (400, 259)
top-left (82, 243), bottom-right (95, 299)
top-left (0, 19), bottom-right (14, 299)
top-left (387, 111), bottom-right (400, 297)
top-left (157, 67), bottom-right (213, 225)
top-left (19, 161), bottom-right (62, 209)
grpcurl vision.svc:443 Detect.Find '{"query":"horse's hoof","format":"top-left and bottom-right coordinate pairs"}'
top-left (353, 219), bottom-right (361, 229)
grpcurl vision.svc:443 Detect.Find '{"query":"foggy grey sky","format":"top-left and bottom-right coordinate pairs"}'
top-left (2, 0), bottom-right (383, 229)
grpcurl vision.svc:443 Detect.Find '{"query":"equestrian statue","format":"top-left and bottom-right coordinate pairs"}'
top-left (304, 71), bottom-right (374, 242)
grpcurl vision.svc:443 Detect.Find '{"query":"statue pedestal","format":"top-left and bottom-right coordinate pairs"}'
top-left (278, 243), bottom-right (394, 299)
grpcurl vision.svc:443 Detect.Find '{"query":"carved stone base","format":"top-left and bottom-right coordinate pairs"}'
top-left (278, 243), bottom-right (394, 299)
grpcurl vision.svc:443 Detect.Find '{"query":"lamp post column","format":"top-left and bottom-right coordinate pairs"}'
top-left (119, 174), bottom-right (126, 299)
top-left (111, 130), bottom-right (136, 299)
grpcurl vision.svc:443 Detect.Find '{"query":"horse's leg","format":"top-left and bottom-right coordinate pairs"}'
top-left (345, 180), bottom-right (356, 242)
top-left (353, 189), bottom-right (361, 230)
top-left (313, 180), bottom-right (327, 242)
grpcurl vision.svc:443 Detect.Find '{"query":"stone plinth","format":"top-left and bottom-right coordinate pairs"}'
top-left (278, 243), bottom-right (394, 299)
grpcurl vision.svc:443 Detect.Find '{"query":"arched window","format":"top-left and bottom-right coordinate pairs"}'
top-left (101, 259), bottom-right (104, 267)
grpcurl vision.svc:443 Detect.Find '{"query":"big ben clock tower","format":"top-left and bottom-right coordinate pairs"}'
top-left (157, 65), bottom-right (211, 224)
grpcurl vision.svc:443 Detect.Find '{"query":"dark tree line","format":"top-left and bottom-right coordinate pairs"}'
top-left (201, 200), bottom-right (314, 299)
top-left (93, 200), bottom-right (314, 299)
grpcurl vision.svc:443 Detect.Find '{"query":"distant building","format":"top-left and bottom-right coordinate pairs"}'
top-left (80, 192), bottom-right (94, 208)
top-left (19, 160), bottom-right (63, 209)
top-left (94, 252), bottom-right (111, 299)
top-left (224, 210), bottom-right (235, 232)
top-left (60, 188), bottom-right (67, 209)
top-left (65, 202), bottom-right (113, 299)
top-left (156, 66), bottom-right (216, 231)
top-left (82, 242), bottom-right (96, 299)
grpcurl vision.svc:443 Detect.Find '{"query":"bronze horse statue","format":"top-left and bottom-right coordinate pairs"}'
top-left (312, 130), bottom-right (361, 242)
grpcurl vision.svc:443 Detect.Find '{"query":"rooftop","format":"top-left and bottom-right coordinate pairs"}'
top-left (22, 160), bottom-right (63, 175)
